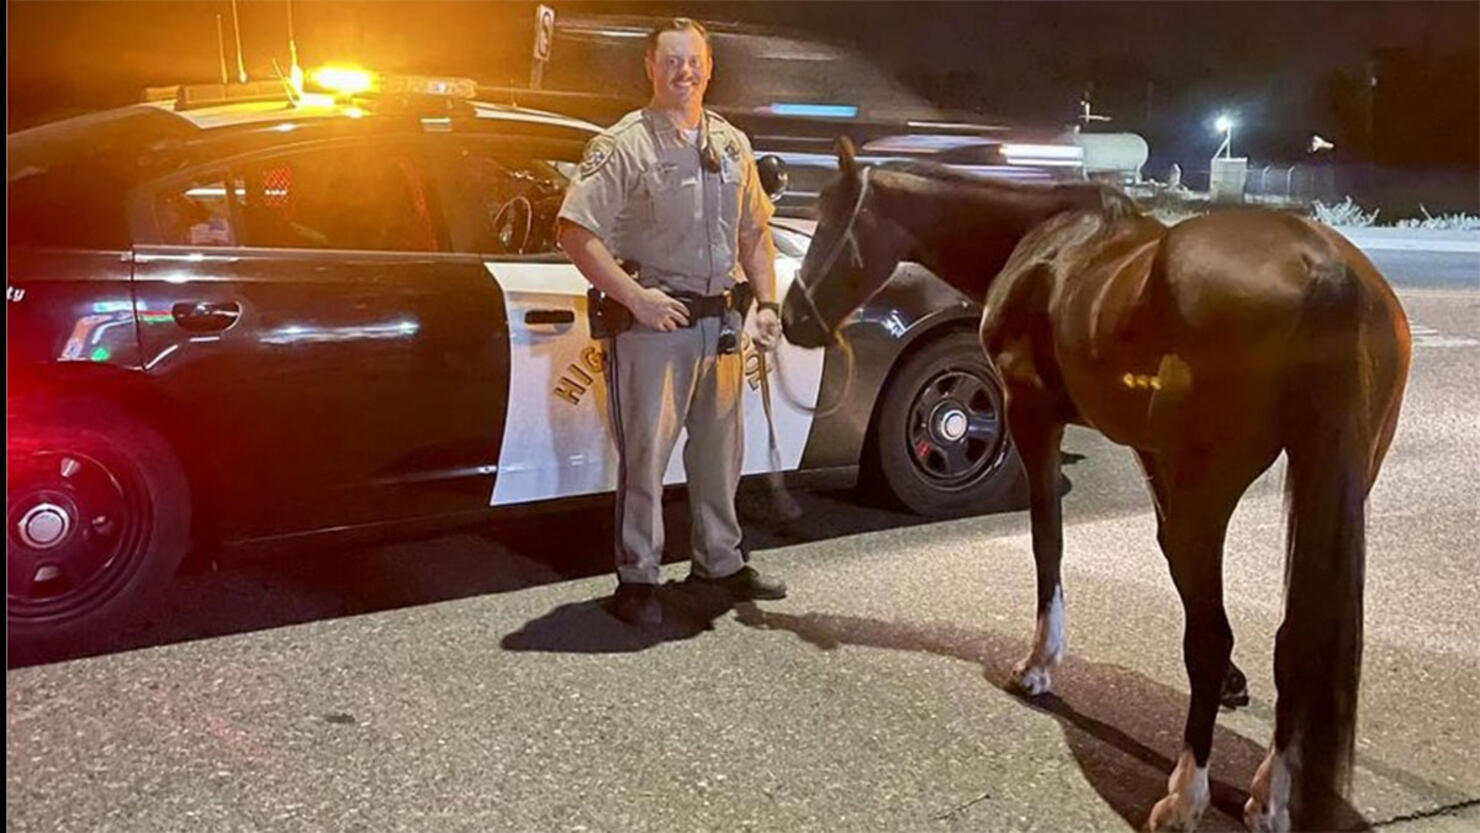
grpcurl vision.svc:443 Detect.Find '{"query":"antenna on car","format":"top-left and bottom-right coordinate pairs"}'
top-left (215, 14), bottom-right (230, 84)
top-left (270, 58), bottom-right (301, 105)
top-left (285, 0), bottom-right (304, 91)
top-left (230, 0), bottom-right (248, 82)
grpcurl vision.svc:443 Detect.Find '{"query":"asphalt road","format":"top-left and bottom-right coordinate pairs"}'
top-left (7, 258), bottom-right (1479, 832)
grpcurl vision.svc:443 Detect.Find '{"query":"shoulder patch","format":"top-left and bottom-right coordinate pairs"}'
top-left (579, 136), bottom-right (616, 178)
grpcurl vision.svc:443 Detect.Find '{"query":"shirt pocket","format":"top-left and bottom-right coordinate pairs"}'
top-left (718, 158), bottom-right (743, 232)
top-left (641, 164), bottom-right (698, 231)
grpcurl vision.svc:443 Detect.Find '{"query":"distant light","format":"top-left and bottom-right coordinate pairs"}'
top-left (1001, 143), bottom-right (1085, 161)
top-left (90, 347), bottom-right (111, 362)
top-left (757, 103), bottom-right (859, 119)
top-left (1214, 115), bottom-right (1235, 133)
top-left (1310, 134), bottom-right (1335, 152)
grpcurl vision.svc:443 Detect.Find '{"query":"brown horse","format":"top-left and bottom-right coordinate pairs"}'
top-left (782, 139), bottom-right (1410, 832)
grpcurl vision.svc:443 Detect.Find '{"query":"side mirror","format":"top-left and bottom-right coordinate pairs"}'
top-left (757, 154), bottom-right (789, 203)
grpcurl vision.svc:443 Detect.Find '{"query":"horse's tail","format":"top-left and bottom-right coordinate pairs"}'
top-left (1280, 260), bottom-right (1370, 830)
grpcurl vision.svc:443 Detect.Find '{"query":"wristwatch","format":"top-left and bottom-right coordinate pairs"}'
top-left (757, 301), bottom-right (781, 314)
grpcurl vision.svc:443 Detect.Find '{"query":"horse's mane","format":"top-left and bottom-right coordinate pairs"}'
top-left (876, 159), bottom-right (1139, 223)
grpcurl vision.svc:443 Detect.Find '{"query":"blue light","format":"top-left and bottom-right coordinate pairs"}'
top-left (760, 103), bottom-right (858, 119)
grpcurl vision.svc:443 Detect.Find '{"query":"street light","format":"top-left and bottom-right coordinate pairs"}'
top-left (1213, 114), bottom-right (1235, 159)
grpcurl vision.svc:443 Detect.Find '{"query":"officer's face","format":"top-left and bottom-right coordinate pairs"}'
top-left (645, 29), bottom-right (711, 110)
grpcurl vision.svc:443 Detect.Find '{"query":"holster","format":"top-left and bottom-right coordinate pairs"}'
top-left (586, 259), bottom-right (640, 340)
top-left (586, 287), bottom-right (633, 340)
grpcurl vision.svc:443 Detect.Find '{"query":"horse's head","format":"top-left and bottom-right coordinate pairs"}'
top-left (782, 137), bottom-right (917, 349)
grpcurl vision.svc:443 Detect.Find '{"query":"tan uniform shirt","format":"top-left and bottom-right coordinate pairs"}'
top-left (559, 108), bottom-right (774, 296)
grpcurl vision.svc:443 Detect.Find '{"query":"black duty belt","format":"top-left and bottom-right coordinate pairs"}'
top-left (671, 292), bottom-right (733, 322)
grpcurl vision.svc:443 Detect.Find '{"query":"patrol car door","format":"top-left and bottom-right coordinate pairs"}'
top-left (428, 134), bottom-right (617, 506)
top-left (129, 136), bottom-right (511, 540)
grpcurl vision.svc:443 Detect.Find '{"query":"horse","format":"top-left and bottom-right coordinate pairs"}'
top-left (781, 138), bottom-right (1411, 832)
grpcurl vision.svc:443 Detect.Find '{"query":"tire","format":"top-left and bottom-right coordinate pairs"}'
top-left (866, 331), bottom-right (1024, 517)
top-left (6, 399), bottom-right (191, 652)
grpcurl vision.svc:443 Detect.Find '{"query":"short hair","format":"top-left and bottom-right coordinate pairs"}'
top-left (645, 17), bottom-right (710, 55)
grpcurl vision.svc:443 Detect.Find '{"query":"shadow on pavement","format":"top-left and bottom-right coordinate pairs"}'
top-left (499, 580), bottom-right (744, 654)
top-left (6, 479), bottom-right (955, 669)
top-left (729, 605), bottom-right (1371, 833)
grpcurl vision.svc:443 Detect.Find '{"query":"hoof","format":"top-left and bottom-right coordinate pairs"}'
top-left (1011, 658), bottom-right (1053, 696)
top-left (1221, 664), bottom-right (1250, 709)
top-left (1148, 792), bottom-right (1204, 832)
top-left (1243, 797), bottom-right (1289, 833)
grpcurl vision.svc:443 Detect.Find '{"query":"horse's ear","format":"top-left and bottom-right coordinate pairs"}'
top-left (836, 135), bottom-right (858, 180)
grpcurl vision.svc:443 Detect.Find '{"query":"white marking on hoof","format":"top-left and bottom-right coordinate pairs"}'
top-left (1243, 746), bottom-right (1292, 833)
top-left (1012, 587), bottom-right (1065, 695)
top-left (1148, 749), bottom-right (1209, 832)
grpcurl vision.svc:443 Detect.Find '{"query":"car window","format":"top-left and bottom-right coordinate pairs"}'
top-left (438, 141), bottom-right (571, 257)
top-left (153, 173), bottom-right (237, 246)
top-left (151, 142), bottom-right (442, 252)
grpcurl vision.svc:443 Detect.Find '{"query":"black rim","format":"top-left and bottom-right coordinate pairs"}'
top-left (6, 446), bottom-right (151, 623)
top-left (903, 365), bottom-right (1007, 489)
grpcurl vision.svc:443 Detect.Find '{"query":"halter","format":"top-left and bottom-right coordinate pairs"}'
top-left (770, 165), bottom-right (872, 419)
top-left (792, 165), bottom-right (874, 339)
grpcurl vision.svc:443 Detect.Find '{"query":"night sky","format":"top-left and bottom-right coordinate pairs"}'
top-left (8, 1), bottom-right (1478, 180)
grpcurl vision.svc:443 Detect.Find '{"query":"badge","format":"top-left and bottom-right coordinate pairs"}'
top-left (579, 136), bottom-right (616, 179)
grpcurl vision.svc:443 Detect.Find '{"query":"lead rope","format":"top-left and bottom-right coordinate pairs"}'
top-left (755, 346), bottom-right (802, 521)
top-left (752, 166), bottom-right (874, 520)
top-left (767, 165), bottom-right (872, 419)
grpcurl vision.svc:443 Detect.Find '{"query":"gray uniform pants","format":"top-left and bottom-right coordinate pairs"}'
top-left (606, 316), bottom-right (745, 585)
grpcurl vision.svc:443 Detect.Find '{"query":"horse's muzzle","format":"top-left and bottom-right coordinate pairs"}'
top-left (781, 287), bottom-right (830, 349)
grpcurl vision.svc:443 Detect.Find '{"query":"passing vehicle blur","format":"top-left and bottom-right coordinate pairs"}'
top-left (487, 12), bottom-right (1088, 216)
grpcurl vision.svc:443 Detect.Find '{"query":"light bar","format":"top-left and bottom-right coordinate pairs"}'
top-left (383, 74), bottom-right (477, 99)
top-left (311, 66), bottom-right (375, 95)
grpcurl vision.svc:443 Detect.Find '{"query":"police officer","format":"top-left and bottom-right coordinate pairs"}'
top-left (557, 18), bottom-right (787, 627)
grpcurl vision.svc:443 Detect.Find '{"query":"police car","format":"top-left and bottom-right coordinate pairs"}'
top-left (6, 69), bottom-right (1021, 649)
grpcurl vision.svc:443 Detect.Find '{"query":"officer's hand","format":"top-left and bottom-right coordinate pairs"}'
top-left (752, 307), bottom-right (782, 351)
top-left (632, 287), bottom-right (690, 331)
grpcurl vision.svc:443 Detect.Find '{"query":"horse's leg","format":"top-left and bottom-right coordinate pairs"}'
top-left (1007, 396), bottom-right (1067, 696)
top-left (1244, 742), bottom-right (1293, 833)
top-left (1146, 450), bottom-right (1265, 832)
top-left (1137, 451), bottom-right (1249, 710)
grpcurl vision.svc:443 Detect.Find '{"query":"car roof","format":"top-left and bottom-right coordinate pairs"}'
top-left (9, 94), bottom-right (600, 191)
top-left (8, 94), bottom-right (600, 158)
top-left (135, 97), bottom-right (602, 135)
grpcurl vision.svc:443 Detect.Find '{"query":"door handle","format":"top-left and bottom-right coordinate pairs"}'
top-left (524, 309), bottom-right (575, 326)
top-left (172, 301), bottom-right (242, 332)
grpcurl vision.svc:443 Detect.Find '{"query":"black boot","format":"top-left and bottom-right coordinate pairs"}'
top-left (608, 582), bottom-right (662, 627)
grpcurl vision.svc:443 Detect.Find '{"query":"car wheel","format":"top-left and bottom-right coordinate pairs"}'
top-left (867, 331), bottom-right (1024, 517)
top-left (6, 400), bottom-right (190, 651)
